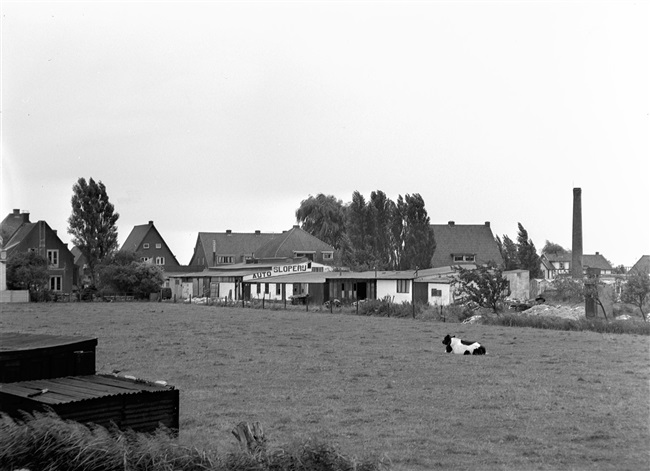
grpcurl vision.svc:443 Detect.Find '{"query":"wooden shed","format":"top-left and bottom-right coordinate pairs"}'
top-left (0, 333), bottom-right (97, 383)
top-left (0, 374), bottom-right (179, 434)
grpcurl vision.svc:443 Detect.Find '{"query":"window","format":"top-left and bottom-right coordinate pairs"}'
top-left (265, 283), bottom-right (269, 294)
top-left (156, 243), bottom-right (162, 249)
top-left (256, 283), bottom-right (261, 294)
top-left (47, 249), bottom-right (59, 267)
top-left (49, 276), bottom-right (62, 292)
top-left (143, 243), bottom-right (150, 249)
top-left (294, 252), bottom-right (314, 261)
top-left (323, 252), bottom-right (333, 260)
top-left (156, 257), bottom-right (165, 265)
top-left (140, 257), bottom-right (153, 264)
top-left (276, 284), bottom-right (282, 296)
top-left (431, 288), bottom-right (442, 297)
top-left (396, 279), bottom-right (409, 293)
top-left (453, 254), bottom-right (475, 262)
top-left (217, 256), bottom-right (234, 264)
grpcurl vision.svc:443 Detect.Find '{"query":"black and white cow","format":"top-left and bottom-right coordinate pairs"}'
top-left (442, 334), bottom-right (486, 355)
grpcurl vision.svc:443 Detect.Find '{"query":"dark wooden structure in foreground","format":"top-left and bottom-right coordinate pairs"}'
top-left (0, 374), bottom-right (179, 433)
top-left (0, 333), bottom-right (97, 383)
top-left (0, 333), bottom-right (179, 434)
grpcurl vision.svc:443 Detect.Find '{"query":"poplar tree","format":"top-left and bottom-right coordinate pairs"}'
top-left (67, 177), bottom-right (120, 286)
top-left (367, 190), bottom-right (396, 270)
top-left (496, 234), bottom-right (519, 270)
top-left (516, 223), bottom-right (542, 278)
top-left (395, 193), bottom-right (435, 270)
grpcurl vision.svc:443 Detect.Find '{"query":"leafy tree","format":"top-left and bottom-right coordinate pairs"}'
top-left (396, 193), bottom-right (435, 270)
top-left (496, 234), bottom-right (519, 270)
top-left (295, 194), bottom-right (346, 249)
top-left (98, 251), bottom-right (164, 299)
top-left (621, 268), bottom-right (650, 321)
top-left (516, 223), bottom-right (542, 278)
top-left (67, 177), bottom-right (120, 286)
top-left (6, 251), bottom-right (49, 301)
top-left (612, 264), bottom-right (627, 275)
top-left (453, 263), bottom-right (510, 313)
top-left (542, 240), bottom-right (570, 255)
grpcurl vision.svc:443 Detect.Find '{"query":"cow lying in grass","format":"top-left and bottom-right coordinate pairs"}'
top-left (442, 334), bottom-right (486, 355)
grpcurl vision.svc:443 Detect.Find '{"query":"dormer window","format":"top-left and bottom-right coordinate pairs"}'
top-left (453, 254), bottom-right (475, 262)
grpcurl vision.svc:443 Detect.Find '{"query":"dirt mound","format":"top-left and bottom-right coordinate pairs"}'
top-left (522, 304), bottom-right (585, 320)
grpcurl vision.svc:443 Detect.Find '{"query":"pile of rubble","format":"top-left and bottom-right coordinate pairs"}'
top-left (521, 303), bottom-right (585, 320)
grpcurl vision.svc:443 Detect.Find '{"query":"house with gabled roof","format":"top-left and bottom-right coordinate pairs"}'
top-left (120, 221), bottom-right (180, 268)
top-left (189, 229), bottom-right (276, 268)
top-left (430, 221), bottom-right (503, 268)
top-left (254, 225), bottom-right (335, 265)
top-left (0, 209), bottom-right (76, 294)
top-left (540, 252), bottom-right (613, 279)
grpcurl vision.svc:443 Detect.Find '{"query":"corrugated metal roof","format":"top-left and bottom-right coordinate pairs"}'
top-left (0, 333), bottom-right (97, 353)
top-left (0, 375), bottom-right (174, 405)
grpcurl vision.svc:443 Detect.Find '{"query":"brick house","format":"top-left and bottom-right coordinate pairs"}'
top-left (189, 230), bottom-right (276, 268)
top-left (0, 209), bottom-right (76, 293)
top-left (430, 221), bottom-right (504, 268)
top-left (120, 221), bottom-right (180, 268)
top-left (254, 225), bottom-right (335, 264)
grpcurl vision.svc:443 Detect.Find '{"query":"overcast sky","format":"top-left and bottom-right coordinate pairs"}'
top-left (2, 1), bottom-right (648, 267)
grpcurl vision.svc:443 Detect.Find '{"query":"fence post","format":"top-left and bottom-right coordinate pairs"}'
top-left (262, 294), bottom-right (265, 309)
top-left (356, 297), bottom-right (359, 316)
top-left (306, 296), bottom-right (309, 312)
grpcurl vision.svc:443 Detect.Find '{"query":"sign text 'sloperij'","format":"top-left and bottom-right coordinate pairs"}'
top-left (243, 262), bottom-right (311, 281)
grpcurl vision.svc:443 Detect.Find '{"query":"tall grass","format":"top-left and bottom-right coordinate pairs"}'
top-left (0, 412), bottom-right (387, 471)
top-left (484, 313), bottom-right (650, 335)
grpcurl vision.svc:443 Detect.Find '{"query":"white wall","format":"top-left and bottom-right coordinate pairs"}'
top-left (377, 279), bottom-right (411, 304)
top-left (427, 282), bottom-right (452, 306)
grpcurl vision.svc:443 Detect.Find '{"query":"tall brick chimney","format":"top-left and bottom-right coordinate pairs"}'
top-left (571, 188), bottom-right (583, 278)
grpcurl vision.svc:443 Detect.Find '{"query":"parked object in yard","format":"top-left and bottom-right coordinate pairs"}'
top-left (442, 334), bottom-right (487, 355)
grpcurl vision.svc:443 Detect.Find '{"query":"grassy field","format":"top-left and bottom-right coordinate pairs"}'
top-left (1, 302), bottom-right (649, 470)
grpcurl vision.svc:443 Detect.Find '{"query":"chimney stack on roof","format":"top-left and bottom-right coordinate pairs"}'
top-left (571, 188), bottom-right (583, 279)
top-left (226, 229), bottom-right (232, 235)
top-left (149, 221), bottom-right (153, 225)
top-left (448, 221), bottom-right (455, 226)
top-left (255, 230), bottom-right (260, 235)
top-left (485, 221), bottom-right (490, 227)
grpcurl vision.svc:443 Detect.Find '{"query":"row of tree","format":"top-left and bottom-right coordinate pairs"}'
top-left (295, 191), bottom-right (435, 271)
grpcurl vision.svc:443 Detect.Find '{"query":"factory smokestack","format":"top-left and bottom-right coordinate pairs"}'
top-left (571, 188), bottom-right (583, 278)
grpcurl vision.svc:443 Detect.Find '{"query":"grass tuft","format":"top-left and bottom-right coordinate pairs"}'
top-left (0, 412), bottom-right (387, 471)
